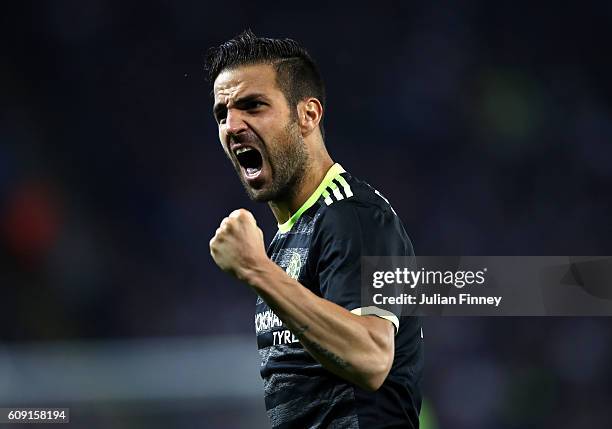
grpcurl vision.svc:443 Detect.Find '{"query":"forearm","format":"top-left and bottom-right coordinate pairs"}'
top-left (243, 258), bottom-right (394, 391)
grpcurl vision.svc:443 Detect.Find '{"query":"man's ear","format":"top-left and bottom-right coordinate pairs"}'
top-left (297, 98), bottom-right (323, 137)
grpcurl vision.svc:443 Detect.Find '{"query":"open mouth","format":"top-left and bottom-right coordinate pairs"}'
top-left (234, 146), bottom-right (263, 178)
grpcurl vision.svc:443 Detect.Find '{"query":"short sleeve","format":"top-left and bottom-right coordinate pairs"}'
top-left (310, 201), bottom-right (413, 333)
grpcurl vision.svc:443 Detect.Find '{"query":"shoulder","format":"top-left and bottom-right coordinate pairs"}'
top-left (315, 171), bottom-right (400, 231)
top-left (312, 171), bottom-right (412, 252)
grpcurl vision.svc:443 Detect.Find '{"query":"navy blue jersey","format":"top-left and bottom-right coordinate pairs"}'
top-left (255, 164), bottom-right (423, 428)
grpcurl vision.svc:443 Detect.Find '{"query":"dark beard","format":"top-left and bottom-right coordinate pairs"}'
top-left (237, 121), bottom-right (309, 203)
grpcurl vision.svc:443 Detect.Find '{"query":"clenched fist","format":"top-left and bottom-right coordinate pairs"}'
top-left (209, 209), bottom-right (268, 281)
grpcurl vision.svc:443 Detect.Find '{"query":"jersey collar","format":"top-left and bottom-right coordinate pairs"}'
top-left (277, 163), bottom-right (345, 233)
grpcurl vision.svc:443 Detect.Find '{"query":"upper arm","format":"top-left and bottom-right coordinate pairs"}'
top-left (362, 315), bottom-right (395, 350)
top-left (311, 201), bottom-right (412, 333)
top-left (356, 314), bottom-right (396, 388)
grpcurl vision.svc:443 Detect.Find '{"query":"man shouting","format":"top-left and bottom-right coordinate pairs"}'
top-left (207, 30), bottom-right (423, 429)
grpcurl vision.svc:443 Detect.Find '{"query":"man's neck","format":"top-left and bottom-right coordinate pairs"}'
top-left (268, 158), bottom-right (334, 225)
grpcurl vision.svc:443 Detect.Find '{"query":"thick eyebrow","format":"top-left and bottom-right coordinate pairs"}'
top-left (213, 93), bottom-right (268, 120)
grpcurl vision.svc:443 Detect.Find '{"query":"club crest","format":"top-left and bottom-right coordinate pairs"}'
top-left (286, 252), bottom-right (302, 280)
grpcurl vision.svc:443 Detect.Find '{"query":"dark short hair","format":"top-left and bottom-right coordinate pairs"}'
top-left (205, 30), bottom-right (326, 129)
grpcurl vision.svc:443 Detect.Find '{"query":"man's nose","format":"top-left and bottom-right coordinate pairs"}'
top-left (225, 109), bottom-right (247, 135)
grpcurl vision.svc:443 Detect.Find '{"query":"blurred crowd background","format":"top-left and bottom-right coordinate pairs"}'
top-left (1, 1), bottom-right (611, 428)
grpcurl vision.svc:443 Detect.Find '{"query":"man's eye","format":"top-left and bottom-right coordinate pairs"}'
top-left (247, 101), bottom-right (264, 110)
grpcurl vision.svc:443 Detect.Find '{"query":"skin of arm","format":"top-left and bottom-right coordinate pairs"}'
top-left (210, 208), bottom-right (395, 391)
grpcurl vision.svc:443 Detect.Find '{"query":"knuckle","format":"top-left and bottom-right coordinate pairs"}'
top-left (235, 208), bottom-right (250, 220)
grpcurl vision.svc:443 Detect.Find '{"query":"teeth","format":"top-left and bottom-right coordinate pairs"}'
top-left (235, 147), bottom-right (253, 155)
